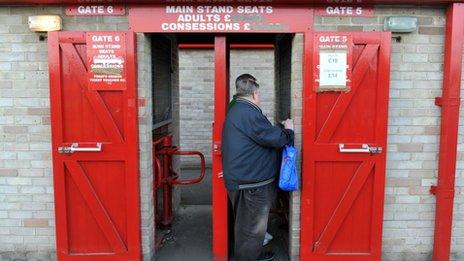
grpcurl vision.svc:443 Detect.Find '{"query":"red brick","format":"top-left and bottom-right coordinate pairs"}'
top-left (24, 218), bottom-right (49, 227)
top-left (27, 108), bottom-right (49, 115)
top-left (386, 178), bottom-right (421, 187)
top-left (0, 169), bottom-right (18, 177)
top-left (409, 186), bottom-right (430, 195)
top-left (3, 126), bottom-right (27, 134)
top-left (397, 143), bottom-right (423, 152)
top-left (418, 17), bottom-right (434, 26)
top-left (41, 117), bottom-right (50, 125)
top-left (138, 117), bottom-right (148, 124)
top-left (409, 170), bottom-right (435, 179)
top-left (137, 98), bottom-right (146, 107)
top-left (385, 196), bottom-right (395, 204)
top-left (419, 27), bottom-right (444, 35)
top-left (424, 126), bottom-right (439, 135)
top-left (337, 25), bottom-right (363, 31)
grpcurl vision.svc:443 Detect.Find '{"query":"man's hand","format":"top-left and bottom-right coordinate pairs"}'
top-left (283, 119), bottom-right (294, 130)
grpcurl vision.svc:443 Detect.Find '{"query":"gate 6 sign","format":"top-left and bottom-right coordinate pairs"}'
top-left (314, 33), bottom-right (352, 92)
top-left (66, 5), bottom-right (125, 16)
top-left (86, 32), bottom-right (127, 90)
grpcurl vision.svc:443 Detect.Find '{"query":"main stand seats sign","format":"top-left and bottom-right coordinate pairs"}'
top-left (128, 5), bottom-right (312, 33)
top-left (86, 32), bottom-right (127, 90)
top-left (314, 33), bottom-right (353, 92)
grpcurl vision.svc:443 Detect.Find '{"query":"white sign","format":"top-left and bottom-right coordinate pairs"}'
top-left (319, 50), bottom-right (347, 87)
top-left (160, 5), bottom-right (283, 32)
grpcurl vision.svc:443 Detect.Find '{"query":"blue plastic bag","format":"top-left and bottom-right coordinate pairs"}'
top-left (279, 145), bottom-right (299, 191)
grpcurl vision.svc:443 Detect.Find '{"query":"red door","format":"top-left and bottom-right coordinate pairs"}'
top-left (212, 35), bottom-right (230, 261)
top-left (300, 32), bottom-right (391, 260)
top-left (48, 31), bottom-right (141, 260)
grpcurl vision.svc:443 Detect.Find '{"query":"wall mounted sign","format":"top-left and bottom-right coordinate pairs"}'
top-left (315, 6), bottom-right (374, 17)
top-left (128, 5), bottom-right (313, 33)
top-left (66, 5), bottom-right (125, 16)
top-left (86, 32), bottom-right (127, 90)
top-left (314, 33), bottom-right (352, 92)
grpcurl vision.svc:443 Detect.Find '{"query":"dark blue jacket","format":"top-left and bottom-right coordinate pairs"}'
top-left (221, 98), bottom-right (294, 190)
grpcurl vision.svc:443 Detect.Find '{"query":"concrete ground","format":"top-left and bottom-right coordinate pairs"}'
top-left (155, 205), bottom-right (213, 260)
top-left (154, 167), bottom-right (289, 261)
top-left (154, 205), bottom-right (289, 261)
top-left (179, 167), bottom-right (213, 205)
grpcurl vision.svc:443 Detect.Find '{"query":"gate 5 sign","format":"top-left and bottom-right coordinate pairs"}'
top-left (86, 32), bottom-right (127, 90)
top-left (314, 6), bottom-right (374, 17)
top-left (314, 33), bottom-right (352, 92)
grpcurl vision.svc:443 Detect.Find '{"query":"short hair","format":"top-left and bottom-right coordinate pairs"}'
top-left (235, 74), bottom-right (259, 97)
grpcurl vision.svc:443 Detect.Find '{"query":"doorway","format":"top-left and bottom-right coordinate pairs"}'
top-left (149, 33), bottom-right (295, 260)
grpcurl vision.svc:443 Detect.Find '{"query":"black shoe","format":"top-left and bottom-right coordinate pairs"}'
top-left (257, 251), bottom-right (275, 261)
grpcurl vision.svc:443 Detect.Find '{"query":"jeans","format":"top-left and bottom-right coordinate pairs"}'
top-left (228, 182), bottom-right (276, 261)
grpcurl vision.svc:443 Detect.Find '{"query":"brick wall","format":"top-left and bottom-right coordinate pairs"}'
top-left (453, 42), bottom-right (464, 258)
top-left (137, 33), bottom-right (155, 261)
top-left (179, 49), bottom-right (275, 166)
top-left (288, 34), bottom-right (304, 261)
top-left (168, 35), bottom-right (182, 213)
top-left (0, 6), bottom-right (161, 260)
top-left (0, 6), bottom-right (59, 257)
top-left (0, 4), bottom-right (463, 261)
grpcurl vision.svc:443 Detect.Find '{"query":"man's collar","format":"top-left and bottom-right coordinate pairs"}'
top-left (236, 97), bottom-right (262, 113)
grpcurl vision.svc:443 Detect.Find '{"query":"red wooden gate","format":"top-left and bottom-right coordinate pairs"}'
top-left (301, 32), bottom-right (391, 260)
top-left (48, 31), bottom-right (141, 260)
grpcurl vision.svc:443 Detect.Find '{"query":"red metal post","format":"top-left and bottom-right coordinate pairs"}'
top-left (153, 135), bottom-right (206, 228)
top-left (162, 136), bottom-right (173, 227)
top-left (164, 150), bottom-right (206, 185)
top-left (212, 36), bottom-right (229, 261)
top-left (432, 3), bottom-right (464, 261)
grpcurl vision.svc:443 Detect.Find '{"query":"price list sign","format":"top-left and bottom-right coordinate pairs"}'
top-left (86, 32), bottom-right (127, 90)
top-left (314, 33), bottom-right (352, 92)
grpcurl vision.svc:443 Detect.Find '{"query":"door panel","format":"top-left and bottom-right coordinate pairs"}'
top-left (301, 32), bottom-right (391, 260)
top-left (48, 31), bottom-right (140, 260)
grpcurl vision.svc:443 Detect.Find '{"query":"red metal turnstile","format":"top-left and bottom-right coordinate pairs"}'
top-left (48, 31), bottom-right (141, 260)
top-left (300, 32), bottom-right (391, 260)
top-left (152, 135), bottom-right (206, 230)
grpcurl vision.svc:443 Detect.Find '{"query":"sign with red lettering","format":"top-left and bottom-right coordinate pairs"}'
top-left (86, 32), bottom-right (126, 90)
top-left (66, 5), bottom-right (125, 16)
top-left (129, 5), bottom-right (312, 33)
top-left (314, 33), bottom-right (352, 92)
top-left (315, 6), bottom-right (374, 17)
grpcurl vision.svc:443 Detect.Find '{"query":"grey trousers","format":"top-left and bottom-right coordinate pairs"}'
top-left (227, 182), bottom-right (276, 261)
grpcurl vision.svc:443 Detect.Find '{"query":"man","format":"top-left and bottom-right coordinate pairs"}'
top-left (222, 74), bottom-right (294, 261)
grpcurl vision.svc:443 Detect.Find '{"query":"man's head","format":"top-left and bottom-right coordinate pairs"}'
top-left (235, 74), bottom-right (260, 106)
